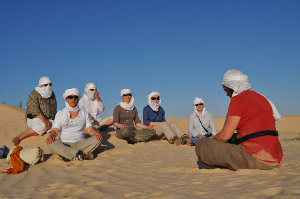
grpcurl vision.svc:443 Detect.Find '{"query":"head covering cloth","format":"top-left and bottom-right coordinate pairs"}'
top-left (63, 88), bottom-right (81, 112)
top-left (35, 76), bottom-right (53, 98)
top-left (193, 97), bottom-right (206, 117)
top-left (148, 92), bottom-right (161, 112)
top-left (84, 83), bottom-right (97, 101)
top-left (119, 89), bottom-right (135, 111)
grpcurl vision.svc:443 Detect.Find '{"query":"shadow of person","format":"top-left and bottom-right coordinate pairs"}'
top-left (85, 130), bottom-right (115, 158)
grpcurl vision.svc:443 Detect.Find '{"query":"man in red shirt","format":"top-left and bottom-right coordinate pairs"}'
top-left (195, 69), bottom-right (283, 170)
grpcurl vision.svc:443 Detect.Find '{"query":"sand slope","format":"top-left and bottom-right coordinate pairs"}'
top-left (0, 104), bottom-right (300, 199)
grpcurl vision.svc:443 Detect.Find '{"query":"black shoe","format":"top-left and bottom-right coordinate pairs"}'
top-left (127, 137), bottom-right (138, 145)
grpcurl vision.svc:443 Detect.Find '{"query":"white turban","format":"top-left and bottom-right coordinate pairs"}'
top-left (222, 69), bottom-right (281, 121)
top-left (193, 97), bottom-right (206, 117)
top-left (63, 88), bottom-right (81, 100)
top-left (120, 89), bottom-right (132, 96)
top-left (84, 83), bottom-right (97, 100)
top-left (35, 76), bottom-right (53, 98)
top-left (119, 89), bottom-right (134, 111)
top-left (38, 76), bottom-right (52, 86)
top-left (148, 92), bottom-right (161, 111)
top-left (222, 69), bottom-right (251, 97)
top-left (63, 88), bottom-right (81, 112)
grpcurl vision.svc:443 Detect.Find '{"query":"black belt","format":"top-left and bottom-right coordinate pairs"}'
top-left (228, 130), bottom-right (278, 145)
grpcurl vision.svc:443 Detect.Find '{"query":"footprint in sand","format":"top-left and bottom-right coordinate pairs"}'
top-left (253, 187), bottom-right (285, 197)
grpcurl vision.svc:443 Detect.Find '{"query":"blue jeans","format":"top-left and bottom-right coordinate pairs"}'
top-left (190, 136), bottom-right (198, 145)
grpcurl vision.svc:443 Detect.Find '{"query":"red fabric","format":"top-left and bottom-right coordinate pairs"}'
top-left (227, 90), bottom-right (283, 165)
top-left (2, 146), bottom-right (26, 175)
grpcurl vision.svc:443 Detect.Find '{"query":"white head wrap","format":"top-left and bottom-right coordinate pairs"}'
top-left (84, 83), bottom-right (97, 101)
top-left (222, 69), bottom-right (281, 121)
top-left (35, 76), bottom-right (53, 98)
top-left (222, 69), bottom-right (251, 97)
top-left (148, 92), bottom-right (161, 112)
top-left (63, 88), bottom-right (81, 112)
top-left (193, 97), bottom-right (206, 117)
top-left (119, 89), bottom-right (135, 111)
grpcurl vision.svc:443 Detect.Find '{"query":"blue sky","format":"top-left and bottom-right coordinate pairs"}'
top-left (0, 0), bottom-right (299, 118)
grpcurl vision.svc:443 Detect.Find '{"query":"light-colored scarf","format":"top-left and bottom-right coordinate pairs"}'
top-left (35, 86), bottom-right (52, 98)
top-left (119, 97), bottom-right (135, 111)
top-left (193, 97), bottom-right (206, 117)
top-left (148, 92), bottom-right (161, 112)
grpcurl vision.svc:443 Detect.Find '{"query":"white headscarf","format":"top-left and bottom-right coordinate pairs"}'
top-left (84, 83), bottom-right (97, 101)
top-left (35, 76), bottom-right (53, 98)
top-left (148, 92), bottom-right (161, 111)
top-left (119, 89), bottom-right (135, 111)
top-left (222, 69), bottom-right (281, 121)
top-left (193, 97), bottom-right (206, 117)
top-left (222, 69), bottom-right (251, 97)
top-left (63, 88), bottom-right (81, 112)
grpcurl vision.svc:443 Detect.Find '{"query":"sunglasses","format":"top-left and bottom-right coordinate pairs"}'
top-left (151, 97), bottom-right (160, 100)
top-left (90, 89), bottom-right (96, 91)
top-left (67, 95), bottom-right (79, 99)
top-left (123, 94), bottom-right (132, 97)
top-left (195, 103), bottom-right (203, 106)
top-left (43, 83), bottom-right (52, 87)
top-left (223, 85), bottom-right (227, 91)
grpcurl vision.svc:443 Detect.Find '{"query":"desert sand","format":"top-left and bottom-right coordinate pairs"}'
top-left (0, 104), bottom-right (299, 199)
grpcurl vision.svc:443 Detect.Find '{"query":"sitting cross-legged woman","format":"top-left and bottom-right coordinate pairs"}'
top-left (143, 92), bottom-right (190, 146)
top-left (113, 89), bottom-right (156, 144)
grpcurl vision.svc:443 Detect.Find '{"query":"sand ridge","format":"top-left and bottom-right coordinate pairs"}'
top-left (0, 104), bottom-right (300, 198)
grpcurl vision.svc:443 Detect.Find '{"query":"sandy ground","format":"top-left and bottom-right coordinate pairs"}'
top-left (0, 104), bottom-right (299, 199)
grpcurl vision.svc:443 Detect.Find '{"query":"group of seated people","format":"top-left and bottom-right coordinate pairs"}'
top-left (10, 69), bottom-right (283, 170)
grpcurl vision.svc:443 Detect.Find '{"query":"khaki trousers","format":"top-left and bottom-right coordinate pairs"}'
top-left (195, 138), bottom-right (275, 170)
top-left (154, 122), bottom-right (185, 141)
top-left (115, 128), bottom-right (155, 140)
top-left (48, 136), bottom-right (101, 160)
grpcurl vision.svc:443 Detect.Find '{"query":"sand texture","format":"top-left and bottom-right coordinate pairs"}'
top-left (0, 104), bottom-right (299, 199)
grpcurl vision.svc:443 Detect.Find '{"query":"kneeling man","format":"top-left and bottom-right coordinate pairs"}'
top-left (47, 88), bottom-right (102, 161)
top-left (12, 76), bottom-right (57, 145)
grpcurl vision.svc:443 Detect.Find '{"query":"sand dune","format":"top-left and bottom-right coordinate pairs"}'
top-left (0, 104), bottom-right (299, 199)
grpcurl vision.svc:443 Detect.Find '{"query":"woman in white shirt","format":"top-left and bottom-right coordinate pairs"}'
top-left (79, 83), bottom-right (113, 130)
top-left (188, 97), bottom-right (217, 145)
top-left (46, 88), bottom-right (102, 161)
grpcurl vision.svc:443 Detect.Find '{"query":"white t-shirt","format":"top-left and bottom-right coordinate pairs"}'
top-left (53, 108), bottom-right (92, 143)
top-left (188, 111), bottom-right (217, 137)
top-left (78, 96), bottom-right (104, 122)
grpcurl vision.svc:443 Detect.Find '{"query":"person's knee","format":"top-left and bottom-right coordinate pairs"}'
top-left (31, 119), bottom-right (47, 135)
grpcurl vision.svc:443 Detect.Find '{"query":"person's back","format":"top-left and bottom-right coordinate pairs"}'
top-left (228, 90), bottom-right (283, 166)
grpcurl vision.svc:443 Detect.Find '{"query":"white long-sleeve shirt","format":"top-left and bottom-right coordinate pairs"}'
top-left (188, 111), bottom-right (217, 137)
top-left (78, 96), bottom-right (104, 122)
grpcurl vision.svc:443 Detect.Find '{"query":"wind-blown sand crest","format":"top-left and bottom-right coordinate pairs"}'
top-left (0, 104), bottom-right (299, 198)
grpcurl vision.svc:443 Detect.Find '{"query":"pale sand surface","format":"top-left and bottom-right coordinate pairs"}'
top-left (0, 104), bottom-right (299, 199)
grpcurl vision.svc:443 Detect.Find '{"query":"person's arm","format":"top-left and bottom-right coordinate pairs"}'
top-left (95, 90), bottom-right (104, 112)
top-left (214, 116), bottom-right (240, 142)
top-left (143, 106), bottom-right (151, 126)
top-left (188, 114), bottom-right (198, 137)
top-left (86, 126), bottom-right (103, 141)
top-left (46, 128), bottom-right (60, 144)
top-left (136, 122), bottom-right (154, 130)
top-left (113, 106), bottom-right (129, 129)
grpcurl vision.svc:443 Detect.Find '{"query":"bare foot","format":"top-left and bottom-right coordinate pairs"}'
top-left (12, 136), bottom-right (21, 146)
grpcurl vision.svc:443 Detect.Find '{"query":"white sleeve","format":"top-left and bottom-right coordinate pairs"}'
top-left (84, 111), bottom-right (92, 128)
top-left (97, 101), bottom-right (104, 112)
top-left (53, 112), bottom-right (62, 131)
top-left (188, 114), bottom-right (198, 137)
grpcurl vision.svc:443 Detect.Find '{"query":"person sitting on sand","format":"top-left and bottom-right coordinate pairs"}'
top-left (113, 89), bottom-right (155, 144)
top-left (143, 92), bottom-right (190, 146)
top-left (79, 83), bottom-right (113, 130)
top-left (12, 76), bottom-right (57, 145)
top-left (188, 97), bottom-right (217, 145)
top-left (195, 69), bottom-right (283, 170)
top-left (46, 88), bottom-right (102, 161)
